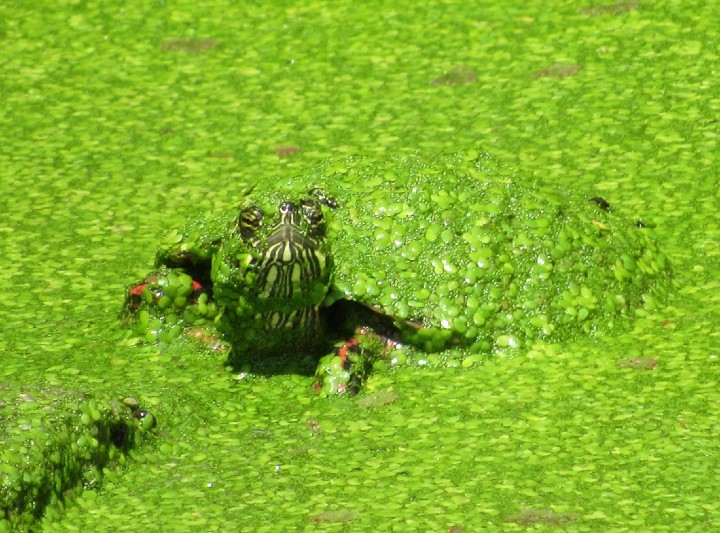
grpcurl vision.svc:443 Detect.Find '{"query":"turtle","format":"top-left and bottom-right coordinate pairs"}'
top-left (124, 150), bottom-right (672, 395)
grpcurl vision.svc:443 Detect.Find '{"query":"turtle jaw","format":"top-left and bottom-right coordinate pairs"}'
top-left (260, 303), bottom-right (322, 333)
top-left (255, 224), bottom-right (327, 301)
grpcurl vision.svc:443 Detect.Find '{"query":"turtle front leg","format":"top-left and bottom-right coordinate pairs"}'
top-left (312, 327), bottom-right (397, 396)
top-left (123, 267), bottom-right (220, 345)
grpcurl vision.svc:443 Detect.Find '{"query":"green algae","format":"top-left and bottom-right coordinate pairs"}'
top-left (0, 387), bottom-right (148, 531)
top-left (0, 0), bottom-right (719, 531)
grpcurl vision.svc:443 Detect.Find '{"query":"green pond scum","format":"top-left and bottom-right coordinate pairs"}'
top-left (125, 150), bottom-right (671, 395)
top-left (0, 388), bottom-right (153, 531)
top-left (1, 0), bottom-right (719, 531)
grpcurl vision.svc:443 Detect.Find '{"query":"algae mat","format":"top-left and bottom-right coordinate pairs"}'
top-left (1, 0), bottom-right (719, 531)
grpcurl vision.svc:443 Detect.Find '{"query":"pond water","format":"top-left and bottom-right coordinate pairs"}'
top-left (1, 1), bottom-right (718, 531)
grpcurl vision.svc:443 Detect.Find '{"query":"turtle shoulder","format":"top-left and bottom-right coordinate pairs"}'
top-left (155, 208), bottom-right (237, 270)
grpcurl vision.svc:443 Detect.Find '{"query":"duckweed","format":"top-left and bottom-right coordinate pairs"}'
top-left (2, 0), bottom-right (719, 531)
top-left (0, 387), bottom-right (149, 531)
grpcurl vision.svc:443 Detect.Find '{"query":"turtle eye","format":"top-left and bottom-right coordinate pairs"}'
top-left (238, 205), bottom-right (263, 241)
top-left (278, 201), bottom-right (295, 215)
top-left (301, 198), bottom-right (326, 239)
top-left (308, 188), bottom-right (338, 209)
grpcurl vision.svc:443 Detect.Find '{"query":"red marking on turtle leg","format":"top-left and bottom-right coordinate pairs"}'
top-left (337, 338), bottom-right (360, 369)
top-left (129, 283), bottom-right (147, 296)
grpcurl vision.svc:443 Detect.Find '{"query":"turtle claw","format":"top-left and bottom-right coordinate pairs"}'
top-left (313, 353), bottom-right (356, 397)
top-left (312, 337), bottom-right (371, 396)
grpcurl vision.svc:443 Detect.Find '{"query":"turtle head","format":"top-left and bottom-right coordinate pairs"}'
top-left (238, 197), bottom-right (329, 303)
top-left (214, 190), bottom-right (337, 355)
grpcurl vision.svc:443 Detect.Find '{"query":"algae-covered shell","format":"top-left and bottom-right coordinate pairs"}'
top-left (237, 150), bottom-right (671, 354)
top-left (148, 149), bottom-right (671, 357)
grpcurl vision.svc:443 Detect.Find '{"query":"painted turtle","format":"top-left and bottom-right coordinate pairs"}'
top-left (124, 150), bottom-right (672, 394)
